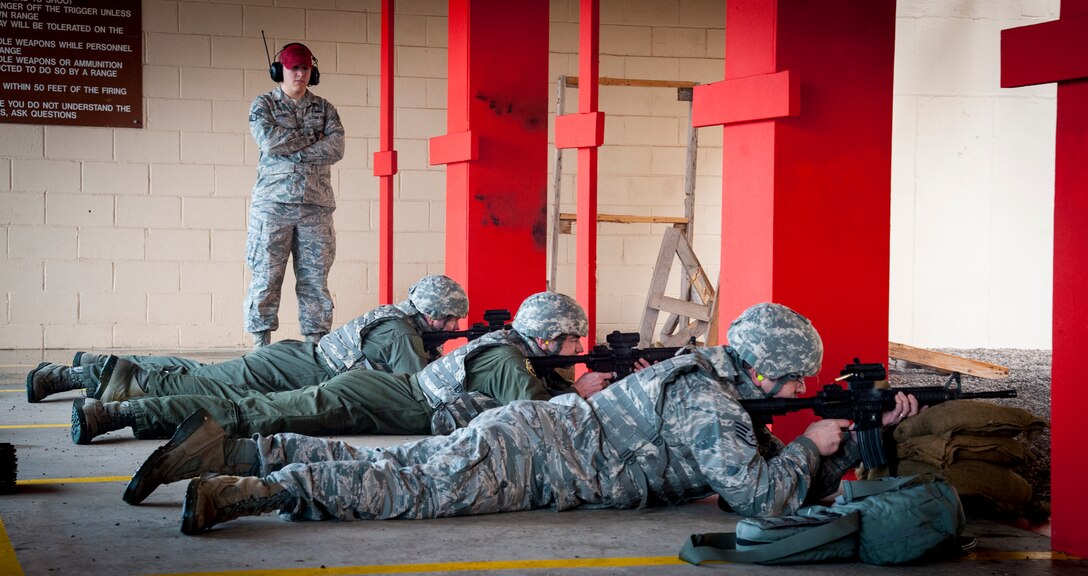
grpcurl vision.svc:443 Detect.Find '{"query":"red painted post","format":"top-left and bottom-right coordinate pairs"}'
top-left (1002, 7), bottom-right (1088, 558)
top-left (374, 0), bottom-right (396, 304)
top-left (701, 0), bottom-right (895, 441)
top-left (431, 0), bottom-right (549, 323)
top-left (554, 0), bottom-right (603, 347)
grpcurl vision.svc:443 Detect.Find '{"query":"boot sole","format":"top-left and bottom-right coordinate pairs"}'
top-left (180, 477), bottom-right (205, 535)
top-left (25, 362), bottom-right (50, 403)
top-left (71, 399), bottom-right (92, 445)
top-left (124, 409), bottom-right (211, 505)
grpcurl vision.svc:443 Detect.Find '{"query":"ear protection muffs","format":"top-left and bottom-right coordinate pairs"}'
top-left (269, 43), bottom-right (320, 86)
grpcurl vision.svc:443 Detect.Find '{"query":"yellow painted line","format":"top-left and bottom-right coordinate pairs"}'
top-left (965, 550), bottom-right (1081, 561)
top-left (0, 389), bottom-right (28, 393)
top-left (152, 556), bottom-right (686, 576)
top-left (0, 516), bottom-right (26, 576)
top-left (0, 424), bottom-right (69, 429)
top-left (142, 548), bottom-right (1087, 576)
top-left (17, 476), bottom-right (130, 485)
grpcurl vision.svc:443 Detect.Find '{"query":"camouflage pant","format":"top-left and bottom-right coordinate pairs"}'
top-left (264, 400), bottom-right (565, 521)
top-left (244, 201), bottom-right (336, 335)
top-left (127, 369), bottom-right (432, 440)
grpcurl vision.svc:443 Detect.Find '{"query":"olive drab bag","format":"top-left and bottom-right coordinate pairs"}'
top-left (679, 474), bottom-right (970, 566)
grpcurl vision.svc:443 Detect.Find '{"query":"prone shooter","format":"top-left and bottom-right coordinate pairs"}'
top-left (740, 358), bottom-right (1018, 468)
top-left (528, 330), bottom-right (692, 380)
top-left (421, 309), bottom-right (511, 350)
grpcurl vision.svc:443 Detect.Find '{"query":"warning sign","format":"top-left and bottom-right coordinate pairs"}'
top-left (0, 0), bottom-right (141, 128)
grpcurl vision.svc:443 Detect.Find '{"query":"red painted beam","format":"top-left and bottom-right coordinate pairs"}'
top-left (373, 150), bottom-right (397, 176)
top-left (692, 71), bottom-right (799, 127)
top-left (1001, 15), bottom-right (1088, 88)
top-left (1001, 3), bottom-right (1088, 559)
top-left (575, 0), bottom-right (601, 348)
top-left (1051, 79), bottom-right (1088, 559)
top-left (435, 0), bottom-right (549, 325)
top-left (375, 0), bottom-right (396, 304)
top-left (554, 111), bottom-right (605, 149)
top-left (716, 0), bottom-right (895, 444)
top-left (429, 131), bottom-right (478, 165)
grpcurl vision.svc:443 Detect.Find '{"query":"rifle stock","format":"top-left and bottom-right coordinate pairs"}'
top-left (420, 309), bottom-right (511, 349)
top-left (740, 359), bottom-right (1017, 469)
top-left (528, 331), bottom-right (690, 380)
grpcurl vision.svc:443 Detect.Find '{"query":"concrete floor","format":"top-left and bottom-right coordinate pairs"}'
top-left (0, 349), bottom-right (1083, 576)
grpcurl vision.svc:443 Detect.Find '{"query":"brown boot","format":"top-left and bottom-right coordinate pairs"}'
top-left (93, 356), bottom-right (149, 403)
top-left (180, 475), bottom-right (296, 535)
top-left (26, 363), bottom-right (87, 403)
top-left (124, 409), bottom-right (258, 505)
top-left (71, 398), bottom-right (134, 445)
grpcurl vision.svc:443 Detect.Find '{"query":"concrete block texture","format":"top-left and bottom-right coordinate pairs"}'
top-left (12, 160), bottom-right (81, 193)
top-left (83, 162), bottom-right (150, 196)
top-left (0, 0), bottom-right (1061, 350)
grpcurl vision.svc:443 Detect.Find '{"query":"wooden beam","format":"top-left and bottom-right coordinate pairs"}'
top-left (559, 213), bottom-right (688, 224)
top-left (559, 213), bottom-right (688, 234)
top-left (888, 342), bottom-right (1010, 380)
top-left (566, 76), bottom-right (698, 89)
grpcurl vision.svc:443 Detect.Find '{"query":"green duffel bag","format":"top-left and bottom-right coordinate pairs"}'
top-left (680, 474), bottom-right (969, 566)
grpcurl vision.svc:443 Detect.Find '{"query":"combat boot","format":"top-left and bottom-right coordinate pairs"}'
top-left (124, 409), bottom-right (258, 505)
top-left (72, 351), bottom-right (107, 368)
top-left (251, 331), bottom-right (271, 349)
top-left (71, 398), bottom-right (134, 445)
top-left (26, 363), bottom-right (88, 403)
top-left (93, 356), bottom-right (149, 403)
top-left (181, 475), bottom-right (297, 535)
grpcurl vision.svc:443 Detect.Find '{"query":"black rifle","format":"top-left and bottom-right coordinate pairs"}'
top-left (528, 331), bottom-right (690, 380)
top-left (740, 358), bottom-right (1018, 469)
top-left (420, 309), bottom-right (511, 349)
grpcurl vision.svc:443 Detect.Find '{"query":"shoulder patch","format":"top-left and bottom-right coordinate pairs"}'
top-left (525, 358), bottom-right (538, 377)
top-left (734, 420), bottom-right (758, 448)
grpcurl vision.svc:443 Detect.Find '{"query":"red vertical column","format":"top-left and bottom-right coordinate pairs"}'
top-left (430, 0), bottom-right (550, 320)
top-left (555, 0), bottom-right (604, 346)
top-left (1002, 8), bottom-right (1088, 558)
top-left (701, 0), bottom-right (896, 441)
top-left (374, 0), bottom-right (396, 304)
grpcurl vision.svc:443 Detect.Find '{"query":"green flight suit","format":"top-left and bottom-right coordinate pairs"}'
top-left (127, 345), bottom-right (569, 440)
top-left (86, 317), bottom-right (430, 395)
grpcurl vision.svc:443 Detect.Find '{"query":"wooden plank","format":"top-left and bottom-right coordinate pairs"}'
top-left (559, 213), bottom-right (689, 225)
top-left (888, 342), bottom-right (1010, 380)
top-left (566, 76), bottom-right (698, 89)
top-left (648, 294), bottom-right (712, 322)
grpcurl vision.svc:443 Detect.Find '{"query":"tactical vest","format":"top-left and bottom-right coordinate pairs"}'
top-left (316, 303), bottom-right (416, 374)
top-left (589, 350), bottom-right (737, 508)
top-left (415, 330), bottom-right (536, 435)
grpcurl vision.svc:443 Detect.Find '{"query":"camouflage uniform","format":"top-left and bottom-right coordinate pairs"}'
top-left (254, 344), bottom-right (860, 522)
top-left (244, 86), bottom-right (345, 337)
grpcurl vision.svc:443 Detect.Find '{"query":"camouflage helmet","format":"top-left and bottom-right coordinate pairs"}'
top-left (408, 275), bottom-right (469, 319)
top-left (726, 302), bottom-right (823, 380)
top-left (512, 291), bottom-right (588, 340)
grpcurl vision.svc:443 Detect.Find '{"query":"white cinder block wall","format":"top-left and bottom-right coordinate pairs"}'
top-left (890, 0), bottom-right (1057, 348)
top-left (0, 0), bottom-right (1059, 350)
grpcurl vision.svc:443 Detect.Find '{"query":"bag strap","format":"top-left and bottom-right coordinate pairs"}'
top-left (679, 512), bottom-right (861, 565)
top-left (839, 474), bottom-right (926, 502)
